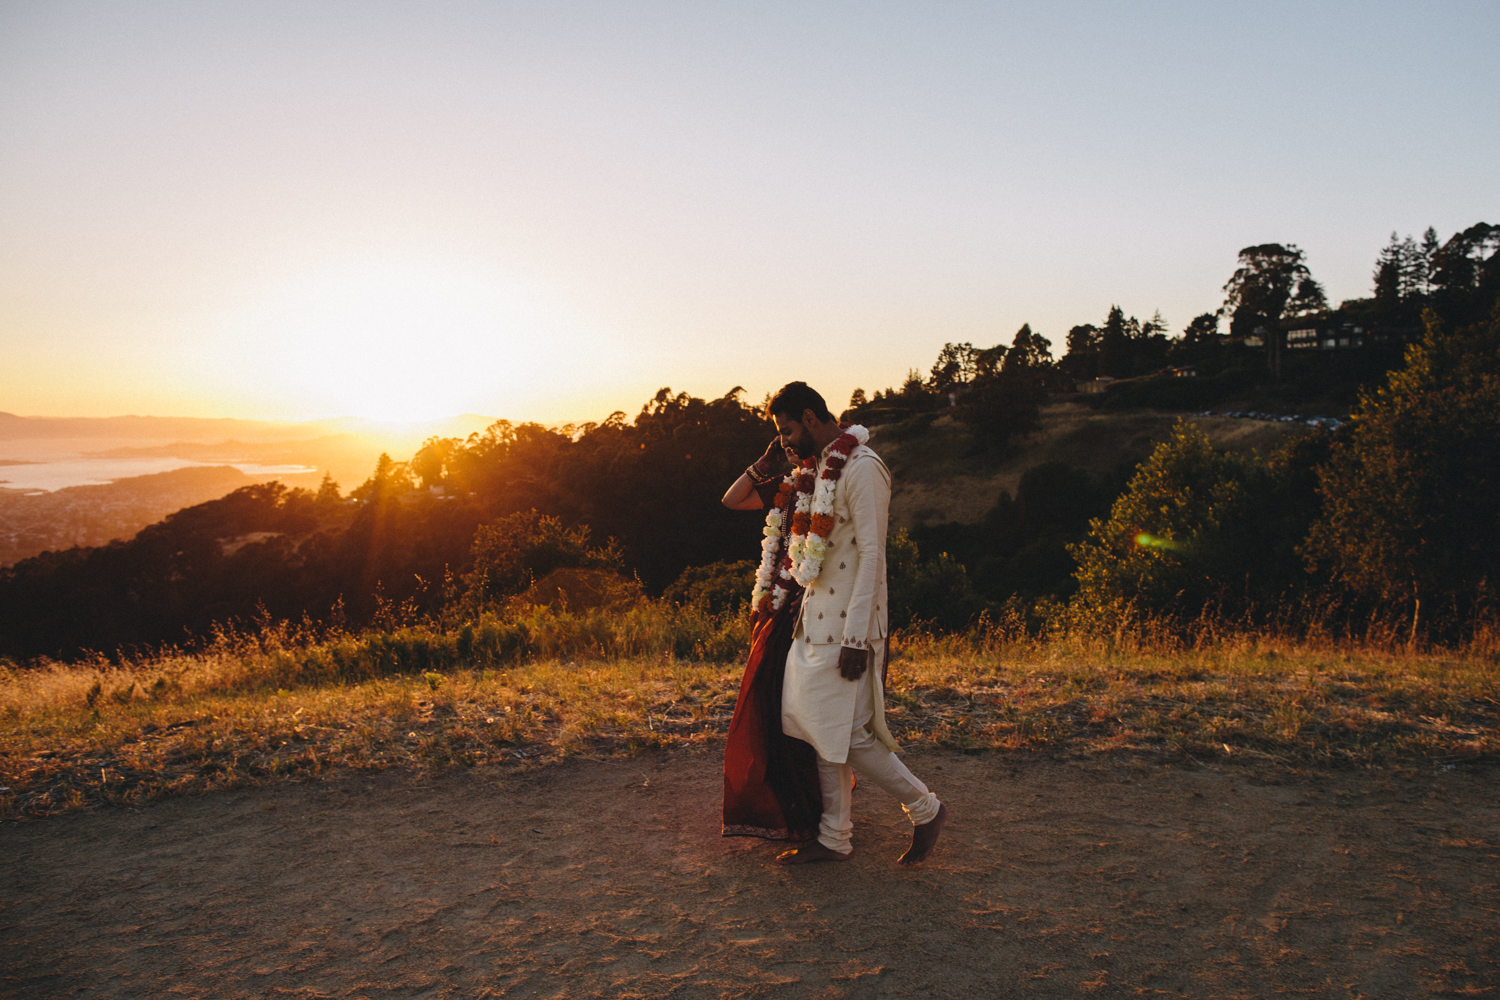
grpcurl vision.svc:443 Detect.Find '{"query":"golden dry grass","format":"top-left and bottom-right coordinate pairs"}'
top-left (2, 614), bottom-right (1497, 821)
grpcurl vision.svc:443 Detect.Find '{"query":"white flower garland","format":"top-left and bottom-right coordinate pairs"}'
top-left (748, 424), bottom-right (868, 612)
top-left (750, 504), bottom-right (785, 609)
top-left (789, 424), bottom-right (866, 586)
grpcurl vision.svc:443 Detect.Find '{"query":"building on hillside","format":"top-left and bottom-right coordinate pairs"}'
top-left (1288, 324), bottom-right (1367, 350)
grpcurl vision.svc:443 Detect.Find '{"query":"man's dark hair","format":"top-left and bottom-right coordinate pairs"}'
top-left (766, 382), bottom-right (834, 423)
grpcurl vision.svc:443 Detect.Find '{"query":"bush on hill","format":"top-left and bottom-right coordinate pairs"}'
top-left (1068, 423), bottom-right (1323, 620)
top-left (885, 529), bottom-right (990, 631)
top-left (913, 461), bottom-right (1118, 604)
top-left (662, 560), bottom-right (756, 616)
top-left (1304, 305), bottom-right (1500, 624)
top-left (462, 511), bottom-right (622, 610)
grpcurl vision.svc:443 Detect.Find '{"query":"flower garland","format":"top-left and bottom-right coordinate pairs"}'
top-left (750, 424), bottom-right (868, 613)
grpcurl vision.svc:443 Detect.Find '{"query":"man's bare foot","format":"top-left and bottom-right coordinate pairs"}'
top-left (774, 841), bottom-right (850, 865)
top-left (897, 803), bottom-right (948, 866)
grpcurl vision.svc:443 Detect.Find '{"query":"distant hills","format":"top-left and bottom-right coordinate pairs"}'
top-left (0, 412), bottom-right (506, 507)
top-left (0, 411), bottom-right (501, 444)
top-left (0, 465), bottom-right (265, 567)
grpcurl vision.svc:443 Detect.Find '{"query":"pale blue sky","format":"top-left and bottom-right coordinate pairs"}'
top-left (1, 1), bottom-right (1495, 421)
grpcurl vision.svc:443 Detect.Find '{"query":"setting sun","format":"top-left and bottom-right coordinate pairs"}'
top-left (206, 259), bottom-right (613, 423)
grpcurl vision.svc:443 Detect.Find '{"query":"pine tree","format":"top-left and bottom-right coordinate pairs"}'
top-left (1398, 234), bottom-right (1426, 300)
top-left (315, 473), bottom-right (342, 506)
top-left (1418, 227), bottom-right (1440, 296)
top-left (1373, 232), bottom-right (1403, 305)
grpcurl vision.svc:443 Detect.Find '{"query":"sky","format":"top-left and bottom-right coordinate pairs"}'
top-left (1, 1), bottom-right (1496, 425)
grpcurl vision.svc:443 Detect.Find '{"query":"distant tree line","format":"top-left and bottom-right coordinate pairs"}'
top-left (1071, 301), bottom-right (1500, 639)
top-left (0, 389), bottom-right (778, 658)
top-left (847, 220), bottom-right (1497, 436)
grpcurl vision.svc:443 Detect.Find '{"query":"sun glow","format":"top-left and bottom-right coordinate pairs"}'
top-left (207, 259), bottom-right (613, 423)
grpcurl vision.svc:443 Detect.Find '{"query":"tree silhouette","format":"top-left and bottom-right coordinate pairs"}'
top-left (1221, 243), bottom-right (1323, 380)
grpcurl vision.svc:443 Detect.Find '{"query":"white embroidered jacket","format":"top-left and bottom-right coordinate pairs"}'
top-left (793, 443), bottom-right (890, 647)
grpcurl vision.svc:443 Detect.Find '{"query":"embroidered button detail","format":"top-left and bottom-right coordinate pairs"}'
top-left (818, 612), bottom-right (824, 619)
top-left (839, 561), bottom-right (846, 569)
top-left (840, 610), bottom-right (847, 618)
top-left (828, 587), bottom-right (835, 594)
top-left (827, 635), bottom-right (834, 642)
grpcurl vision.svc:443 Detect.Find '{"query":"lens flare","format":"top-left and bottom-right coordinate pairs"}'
top-left (1134, 533), bottom-right (1179, 551)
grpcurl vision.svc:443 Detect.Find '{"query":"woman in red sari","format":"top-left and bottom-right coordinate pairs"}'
top-left (719, 438), bottom-right (822, 841)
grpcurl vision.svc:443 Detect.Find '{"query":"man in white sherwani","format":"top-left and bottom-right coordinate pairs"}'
top-left (727, 382), bottom-right (947, 866)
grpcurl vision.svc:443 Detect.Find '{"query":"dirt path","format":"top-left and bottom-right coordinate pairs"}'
top-left (3, 750), bottom-right (1497, 998)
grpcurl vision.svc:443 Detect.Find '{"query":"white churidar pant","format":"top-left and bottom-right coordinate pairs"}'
top-left (782, 635), bottom-right (941, 854)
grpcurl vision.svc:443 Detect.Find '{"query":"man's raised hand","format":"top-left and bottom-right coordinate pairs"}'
top-left (837, 645), bottom-right (868, 681)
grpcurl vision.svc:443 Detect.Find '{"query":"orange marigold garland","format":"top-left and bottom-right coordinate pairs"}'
top-left (750, 424), bottom-right (869, 611)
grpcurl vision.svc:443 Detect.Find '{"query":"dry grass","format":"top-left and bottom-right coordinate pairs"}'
top-left (3, 610), bottom-right (1498, 821)
top-left (890, 624), bottom-right (1500, 765)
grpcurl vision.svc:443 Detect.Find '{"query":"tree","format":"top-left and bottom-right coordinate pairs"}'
top-left (1303, 304), bottom-right (1500, 634)
top-left (1000, 324), bottom-right (1053, 375)
top-left (1429, 222), bottom-right (1499, 325)
top-left (1068, 423), bottom-right (1315, 620)
top-left (1418, 226), bottom-right (1441, 296)
top-left (410, 436), bottom-right (461, 490)
top-left (884, 530), bottom-right (989, 630)
top-left (1374, 229), bottom-right (1437, 324)
top-left (462, 509), bottom-right (622, 609)
top-left (927, 342), bottom-right (979, 392)
top-left (1059, 323), bottom-right (1100, 380)
top-left (886, 368), bottom-right (937, 411)
top-left (1094, 307), bottom-right (1170, 377)
top-left (1221, 243), bottom-right (1321, 380)
top-left (1138, 311), bottom-right (1169, 339)
top-left (959, 353), bottom-right (1047, 454)
top-left (1286, 276), bottom-right (1327, 319)
top-left (1374, 233), bottom-right (1404, 310)
top-left (848, 388), bottom-right (868, 410)
top-left (971, 343), bottom-right (1007, 381)
top-left (1098, 306), bottom-right (1130, 378)
top-left (1181, 313), bottom-right (1219, 345)
top-left (315, 473), bottom-right (342, 507)
top-left (350, 453), bottom-right (414, 502)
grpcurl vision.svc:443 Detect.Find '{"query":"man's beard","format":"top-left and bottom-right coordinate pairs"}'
top-left (789, 435), bottom-right (816, 460)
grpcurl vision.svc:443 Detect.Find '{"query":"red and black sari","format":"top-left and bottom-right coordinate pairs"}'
top-left (721, 477), bottom-right (822, 841)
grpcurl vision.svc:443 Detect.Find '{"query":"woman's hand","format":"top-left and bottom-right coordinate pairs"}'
top-left (754, 436), bottom-right (787, 475)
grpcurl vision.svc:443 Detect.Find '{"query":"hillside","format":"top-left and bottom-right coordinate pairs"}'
top-left (0, 466), bottom-right (296, 567)
top-left (878, 401), bottom-right (1300, 530)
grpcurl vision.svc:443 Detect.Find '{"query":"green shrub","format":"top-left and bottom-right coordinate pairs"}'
top-left (886, 529), bottom-right (990, 631)
top-left (462, 510), bottom-right (622, 609)
top-left (662, 560), bottom-right (756, 616)
top-left (1304, 306), bottom-right (1500, 619)
top-left (1068, 422), bottom-right (1317, 621)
